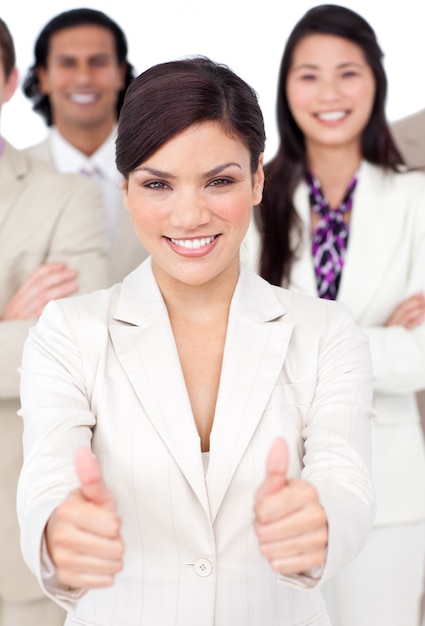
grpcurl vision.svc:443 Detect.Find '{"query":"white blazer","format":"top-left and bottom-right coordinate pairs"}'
top-left (246, 160), bottom-right (425, 526)
top-left (18, 260), bottom-right (374, 626)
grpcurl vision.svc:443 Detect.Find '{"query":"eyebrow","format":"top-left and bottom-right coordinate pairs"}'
top-left (54, 52), bottom-right (113, 62)
top-left (134, 162), bottom-right (243, 178)
top-left (292, 61), bottom-right (365, 71)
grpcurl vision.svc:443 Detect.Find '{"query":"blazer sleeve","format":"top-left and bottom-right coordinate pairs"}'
top-left (17, 299), bottom-right (94, 610)
top-left (362, 191), bottom-right (425, 395)
top-left (298, 301), bottom-right (375, 585)
top-left (363, 325), bottom-right (425, 394)
top-left (263, 291), bottom-right (374, 589)
top-left (0, 174), bottom-right (109, 400)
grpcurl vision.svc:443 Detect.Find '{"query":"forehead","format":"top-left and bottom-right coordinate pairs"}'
top-left (47, 25), bottom-right (117, 59)
top-left (291, 34), bottom-right (367, 66)
top-left (145, 121), bottom-right (251, 167)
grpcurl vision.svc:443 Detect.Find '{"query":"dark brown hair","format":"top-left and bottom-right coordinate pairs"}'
top-left (116, 56), bottom-right (266, 179)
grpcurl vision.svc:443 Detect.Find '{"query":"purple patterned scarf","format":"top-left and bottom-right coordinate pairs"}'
top-left (306, 170), bottom-right (358, 300)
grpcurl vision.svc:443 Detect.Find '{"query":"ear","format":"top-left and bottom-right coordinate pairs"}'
top-left (121, 177), bottom-right (129, 210)
top-left (3, 67), bottom-right (19, 104)
top-left (118, 62), bottom-right (127, 91)
top-left (36, 65), bottom-right (49, 95)
top-left (253, 153), bottom-right (265, 206)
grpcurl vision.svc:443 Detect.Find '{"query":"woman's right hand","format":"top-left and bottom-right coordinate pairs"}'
top-left (45, 448), bottom-right (125, 589)
top-left (384, 292), bottom-right (425, 329)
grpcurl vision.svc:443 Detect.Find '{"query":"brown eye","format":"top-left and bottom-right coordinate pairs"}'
top-left (145, 181), bottom-right (169, 190)
top-left (208, 177), bottom-right (233, 187)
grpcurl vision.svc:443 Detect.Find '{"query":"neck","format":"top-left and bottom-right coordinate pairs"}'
top-left (54, 118), bottom-right (115, 157)
top-left (306, 144), bottom-right (361, 208)
top-left (153, 263), bottom-right (239, 325)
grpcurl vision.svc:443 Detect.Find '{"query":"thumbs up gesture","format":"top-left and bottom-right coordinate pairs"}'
top-left (254, 438), bottom-right (328, 575)
top-left (45, 447), bottom-right (124, 589)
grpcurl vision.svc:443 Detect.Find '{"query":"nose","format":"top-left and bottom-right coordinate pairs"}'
top-left (318, 77), bottom-right (341, 101)
top-left (73, 62), bottom-right (93, 85)
top-left (169, 189), bottom-right (211, 230)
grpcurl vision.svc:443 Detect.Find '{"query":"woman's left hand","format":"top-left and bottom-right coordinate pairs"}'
top-left (384, 292), bottom-right (425, 329)
top-left (254, 438), bottom-right (328, 575)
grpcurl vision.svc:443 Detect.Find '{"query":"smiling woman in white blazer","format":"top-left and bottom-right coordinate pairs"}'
top-left (17, 56), bottom-right (374, 626)
top-left (249, 5), bottom-right (425, 626)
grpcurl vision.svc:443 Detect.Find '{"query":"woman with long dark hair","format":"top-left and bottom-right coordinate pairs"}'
top-left (251, 5), bottom-right (425, 625)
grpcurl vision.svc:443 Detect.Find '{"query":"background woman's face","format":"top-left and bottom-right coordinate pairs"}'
top-left (286, 34), bottom-right (376, 154)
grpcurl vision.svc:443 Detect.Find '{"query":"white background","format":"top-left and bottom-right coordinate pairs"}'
top-left (1, 0), bottom-right (423, 160)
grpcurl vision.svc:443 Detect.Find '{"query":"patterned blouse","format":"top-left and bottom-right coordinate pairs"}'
top-left (306, 170), bottom-right (358, 300)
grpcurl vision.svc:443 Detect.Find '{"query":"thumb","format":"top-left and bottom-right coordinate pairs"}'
top-left (75, 447), bottom-right (115, 509)
top-left (258, 438), bottom-right (289, 499)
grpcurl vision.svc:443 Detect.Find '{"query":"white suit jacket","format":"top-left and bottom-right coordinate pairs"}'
top-left (26, 134), bottom-right (148, 286)
top-left (246, 160), bottom-right (425, 526)
top-left (391, 109), bottom-right (425, 428)
top-left (18, 260), bottom-right (374, 626)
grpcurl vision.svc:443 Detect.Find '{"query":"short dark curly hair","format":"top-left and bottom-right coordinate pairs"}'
top-left (22, 8), bottom-right (135, 126)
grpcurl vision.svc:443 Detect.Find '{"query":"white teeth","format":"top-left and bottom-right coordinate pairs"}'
top-left (71, 93), bottom-right (97, 104)
top-left (317, 111), bottom-right (346, 121)
top-left (170, 236), bottom-right (216, 249)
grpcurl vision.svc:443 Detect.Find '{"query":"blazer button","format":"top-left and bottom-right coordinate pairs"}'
top-left (193, 558), bottom-right (213, 577)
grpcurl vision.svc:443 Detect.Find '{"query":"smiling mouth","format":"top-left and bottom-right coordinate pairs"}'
top-left (316, 111), bottom-right (348, 121)
top-left (168, 235), bottom-right (218, 250)
top-left (70, 93), bottom-right (98, 104)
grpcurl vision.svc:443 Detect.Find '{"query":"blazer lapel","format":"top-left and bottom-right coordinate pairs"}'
top-left (109, 264), bottom-right (294, 522)
top-left (288, 183), bottom-right (317, 296)
top-left (109, 261), bottom-right (210, 515)
top-left (290, 163), bottom-right (405, 322)
top-left (0, 143), bottom-right (29, 232)
top-left (206, 269), bottom-right (294, 521)
top-left (337, 162), bottom-right (402, 320)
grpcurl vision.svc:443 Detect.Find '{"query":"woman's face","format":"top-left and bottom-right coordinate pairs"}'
top-left (286, 34), bottom-right (376, 155)
top-left (123, 120), bottom-right (264, 289)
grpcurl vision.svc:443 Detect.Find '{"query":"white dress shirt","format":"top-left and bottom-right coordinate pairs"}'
top-left (48, 127), bottom-right (122, 243)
